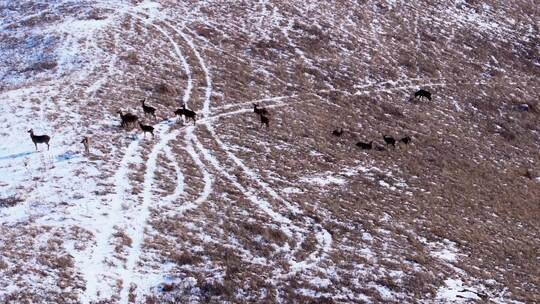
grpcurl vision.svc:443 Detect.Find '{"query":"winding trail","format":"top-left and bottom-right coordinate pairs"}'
top-left (115, 12), bottom-right (201, 303)
top-left (81, 7), bottom-right (197, 302)
top-left (166, 20), bottom-right (335, 281)
top-left (81, 136), bottom-right (141, 303)
top-left (161, 145), bottom-right (185, 206)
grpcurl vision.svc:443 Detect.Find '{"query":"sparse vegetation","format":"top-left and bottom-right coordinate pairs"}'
top-left (0, 0), bottom-right (538, 303)
top-left (0, 195), bottom-right (22, 208)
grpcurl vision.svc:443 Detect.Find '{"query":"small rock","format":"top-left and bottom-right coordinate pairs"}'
top-left (162, 283), bottom-right (174, 292)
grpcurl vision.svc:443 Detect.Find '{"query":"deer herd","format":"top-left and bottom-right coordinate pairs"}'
top-left (27, 89), bottom-right (432, 154)
top-left (329, 89), bottom-right (431, 152)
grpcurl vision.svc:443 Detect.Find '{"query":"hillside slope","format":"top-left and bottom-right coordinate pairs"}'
top-left (0, 0), bottom-right (539, 303)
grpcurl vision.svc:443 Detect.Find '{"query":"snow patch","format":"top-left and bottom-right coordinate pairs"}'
top-left (300, 175), bottom-right (347, 187)
top-left (282, 187), bottom-right (303, 194)
top-left (436, 278), bottom-right (481, 303)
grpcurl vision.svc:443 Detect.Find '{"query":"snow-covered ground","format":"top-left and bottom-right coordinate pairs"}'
top-left (1, 0), bottom-right (539, 303)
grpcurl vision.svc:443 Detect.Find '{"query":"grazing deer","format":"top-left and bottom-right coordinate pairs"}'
top-left (117, 111), bottom-right (138, 129)
top-left (383, 135), bottom-right (396, 148)
top-left (414, 89), bottom-right (432, 101)
top-left (253, 103), bottom-right (268, 116)
top-left (28, 129), bottom-right (50, 151)
top-left (259, 113), bottom-right (269, 128)
top-left (139, 122), bottom-right (154, 138)
top-left (141, 99), bottom-right (156, 118)
top-left (356, 141), bottom-right (373, 150)
top-left (81, 136), bottom-right (90, 154)
top-left (332, 128), bottom-right (344, 137)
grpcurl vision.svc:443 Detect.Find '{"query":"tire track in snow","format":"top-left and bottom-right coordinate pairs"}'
top-left (79, 86), bottom-right (329, 302)
top-left (185, 28), bottom-right (333, 277)
top-left (159, 20), bottom-right (310, 271)
top-left (111, 10), bottom-right (283, 301)
top-left (168, 23), bottom-right (334, 278)
top-left (190, 135), bottom-right (296, 239)
top-left (114, 13), bottom-right (205, 303)
top-left (212, 95), bottom-right (296, 112)
top-left (120, 126), bottom-right (213, 303)
top-left (166, 20), bottom-right (304, 228)
top-left (161, 145), bottom-right (185, 205)
top-left (118, 123), bottom-right (212, 303)
top-left (80, 136), bottom-right (141, 303)
top-left (79, 8), bottom-right (197, 302)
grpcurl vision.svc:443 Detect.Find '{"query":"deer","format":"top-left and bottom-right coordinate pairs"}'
top-left (259, 113), bottom-right (269, 128)
top-left (141, 99), bottom-right (156, 119)
top-left (383, 135), bottom-right (396, 148)
top-left (173, 108), bottom-right (185, 117)
top-left (139, 122), bottom-right (154, 138)
top-left (28, 129), bottom-right (50, 151)
top-left (400, 135), bottom-right (411, 145)
top-left (117, 111), bottom-right (138, 129)
top-left (81, 136), bottom-right (90, 154)
top-left (356, 141), bottom-right (373, 150)
top-left (253, 103), bottom-right (268, 116)
top-left (181, 103), bottom-right (196, 125)
top-left (332, 128), bottom-right (344, 137)
top-left (414, 89), bottom-right (432, 101)
top-left (173, 105), bottom-right (196, 124)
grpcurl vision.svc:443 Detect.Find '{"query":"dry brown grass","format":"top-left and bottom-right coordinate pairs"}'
top-left (0, 195), bottom-right (23, 208)
top-left (1, 0), bottom-right (538, 302)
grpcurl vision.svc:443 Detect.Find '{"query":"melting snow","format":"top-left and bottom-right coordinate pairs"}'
top-left (300, 175), bottom-right (347, 186)
top-left (436, 278), bottom-right (481, 303)
top-left (282, 186), bottom-right (303, 194)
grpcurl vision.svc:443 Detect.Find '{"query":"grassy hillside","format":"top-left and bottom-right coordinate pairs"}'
top-left (0, 0), bottom-right (538, 303)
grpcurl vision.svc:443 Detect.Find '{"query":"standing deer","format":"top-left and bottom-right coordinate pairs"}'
top-left (81, 136), bottom-right (90, 154)
top-left (383, 135), bottom-right (396, 148)
top-left (117, 111), bottom-right (138, 129)
top-left (141, 99), bottom-right (156, 118)
top-left (181, 104), bottom-right (196, 125)
top-left (253, 103), bottom-right (268, 116)
top-left (139, 122), bottom-right (155, 138)
top-left (259, 113), bottom-right (269, 128)
top-left (28, 129), bottom-right (50, 151)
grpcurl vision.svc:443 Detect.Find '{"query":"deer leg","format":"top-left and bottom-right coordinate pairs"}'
top-left (35, 143), bottom-right (38, 151)
top-left (47, 143), bottom-right (49, 151)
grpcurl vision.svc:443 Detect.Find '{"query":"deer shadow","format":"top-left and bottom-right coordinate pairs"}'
top-left (0, 151), bottom-right (35, 161)
top-left (55, 151), bottom-right (80, 162)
